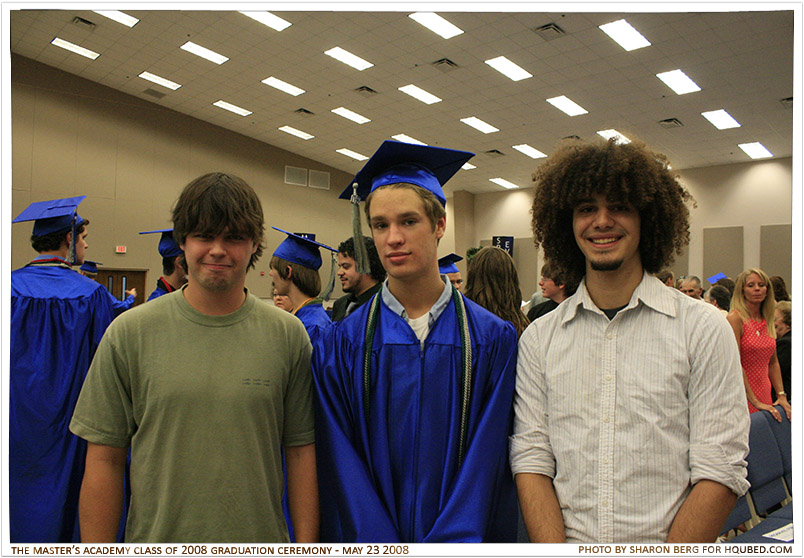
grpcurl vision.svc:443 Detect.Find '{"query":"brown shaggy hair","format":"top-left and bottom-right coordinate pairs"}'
top-left (464, 247), bottom-right (530, 338)
top-left (270, 256), bottom-right (322, 298)
top-left (530, 139), bottom-right (694, 285)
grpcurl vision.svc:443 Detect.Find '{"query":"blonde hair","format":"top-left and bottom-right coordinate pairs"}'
top-left (731, 268), bottom-right (776, 338)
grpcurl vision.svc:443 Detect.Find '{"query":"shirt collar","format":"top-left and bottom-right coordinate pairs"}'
top-left (381, 275), bottom-right (453, 327)
top-left (563, 270), bottom-right (677, 324)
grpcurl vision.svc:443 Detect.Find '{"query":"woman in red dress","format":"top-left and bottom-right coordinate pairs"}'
top-left (726, 268), bottom-right (791, 421)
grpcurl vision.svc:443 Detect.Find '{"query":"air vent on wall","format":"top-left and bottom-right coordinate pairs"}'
top-left (308, 170), bottom-right (330, 190)
top-left (72, 16), bottom-right (96, 30)
top-left (533, 23), bottom-right (566, 41)
top-left (484, 149), bottom-right (505, 157)
top-left (294, 108), bottom-right (315, 117)
top-left (142, 88), bottom-right (166, 99)
top-left (355, 86), bottom-right (378, 97)
top-left (658, 118), bottom-right (684, 129)
top-left (780, 97), bottom-right (793, 109)
top-left (432, 58), bottom-right (459, 72)
top-left (285, 166), bottom-right (308, 187)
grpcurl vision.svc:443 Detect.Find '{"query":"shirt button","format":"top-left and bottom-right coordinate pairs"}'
top-left (603, 416), bottom-right (610, 423)
top-left (605, 375), bottom-right (612, 381)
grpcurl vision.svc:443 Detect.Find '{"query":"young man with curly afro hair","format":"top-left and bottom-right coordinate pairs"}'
top-left (510, 139), bottom-right (750, 543)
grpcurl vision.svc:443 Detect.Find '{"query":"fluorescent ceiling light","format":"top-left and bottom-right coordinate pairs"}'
top-left (485, 56), bottom-right (532, 82)
top-left (490, 178), bottom-right (519, 189)
top-left (181, 41), bottom-right (228, 65)
top-left (738, 142), bottom-right (773, 159)
top-left (239, 11), bottom-right (291, 31)
top-left (398, 84), bottom-right (441, 104)
top-left (656, 69), bottom-right (700, 95)
top-left (324, 47), bottom-right (373, 71)
top-left (93, 10), bottom-right (139, 27)
top-left (279, 126), bottom-right (314, 140)
top-left (546, 95), bottom-right (588, 116)
top-left (262, 76), bottom-right (305, 96)
top-left (139, 71), bottom-right (181, 90)
top-left (597, 129), bottom-right (631, 144)
top-left (701, 109), bottom-right (741, 130)
top-left (460, 117), bottom-right (499, 134)
top-left (51, 37), bottom-right (100, 60)
top-left (408, 12), bottom-right (463, 39)
top-left (331, 107), bottom-right (370, 124)
top-left (599, 19), bottom-right (650, 51)
top-left (392, 134), bottom-right (426, 145)
top-left (462, 163), bottom-right (476, 170)
top-left (512, 144), bottom-right (547, 159)
top-left (336, 148), bottom-right (368, 161)
top-left (213, 100), bottom-right (251, 116)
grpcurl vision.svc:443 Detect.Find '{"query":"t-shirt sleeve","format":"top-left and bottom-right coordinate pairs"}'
top-left (70, 322), bottom-right (135, 448)
top-left (282, 321), bottom-right (315, 447)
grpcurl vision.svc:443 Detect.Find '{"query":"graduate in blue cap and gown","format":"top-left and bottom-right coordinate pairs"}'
top-left (438, 253), bottom-right (464, 291)
top-left (312, 140), bottom-right (518, 542)
top-left (139, 229), bottom-right (187, 301)
top-left (80, 260), bottom-right (136, 316)
top-left (10, 197), bottom-right (117, 542)
top-left (269, 228), bottom-right (337, 345)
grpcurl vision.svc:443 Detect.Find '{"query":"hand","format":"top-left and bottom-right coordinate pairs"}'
top-left (773, 396), bottom-right (791, 421)
top-left (125, 288), bottom-right (137, 297)
top-left (756, 402), bottom-right (783, 422)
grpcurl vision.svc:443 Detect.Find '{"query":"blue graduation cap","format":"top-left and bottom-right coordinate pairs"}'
top-left (13, 196), bottom-right (86, 236)
top-left (438, 253), bottom-right (463, 275)
top-left (139, 228), bottom-right (183, 258)
top-left (80, 260), bottom-right (102, 274)
top-left (338, 140), bottom-right (474, 206)
top-left (707, 272), bottom-right (727, 285)
top-left (272, 227), bottom-right (336, 270)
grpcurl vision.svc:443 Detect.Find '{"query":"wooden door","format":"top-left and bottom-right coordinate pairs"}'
top-left (94, 269), bottom-right (147, 307)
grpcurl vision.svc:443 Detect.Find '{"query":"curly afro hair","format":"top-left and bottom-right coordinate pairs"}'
top-left (530, 139), bottom-right (694, 285)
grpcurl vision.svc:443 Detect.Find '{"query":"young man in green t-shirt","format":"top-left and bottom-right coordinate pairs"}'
top-left (71, 172), bottom-right (318, 543)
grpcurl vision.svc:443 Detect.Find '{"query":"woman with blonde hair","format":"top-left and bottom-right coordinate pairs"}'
top-left (727, 268), bottom-right (790, 421)
top-left (464, 246), bottom-right (530, 338)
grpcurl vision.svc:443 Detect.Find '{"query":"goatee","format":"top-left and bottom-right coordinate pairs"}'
top-left (590, 259), bottom-right (624, 272)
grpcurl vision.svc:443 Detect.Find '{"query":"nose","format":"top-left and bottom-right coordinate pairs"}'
top-left (386, 223), bottom-right (404, 246)
top-left (592, 208), bottom-right (614, 229)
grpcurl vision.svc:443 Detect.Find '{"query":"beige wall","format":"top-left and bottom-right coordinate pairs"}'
top-left (11, 54), bottom-right (357, 300)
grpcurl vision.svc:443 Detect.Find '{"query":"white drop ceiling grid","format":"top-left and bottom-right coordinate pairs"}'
top-left (9, 8), bottom-right (795, 195)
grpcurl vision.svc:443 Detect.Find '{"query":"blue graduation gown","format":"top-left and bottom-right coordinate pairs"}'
top-left (295, 302), bottom-right (331, 345)
top-left (146, 277), bottom-right (174, 301)
top-left (312, 293), bottom-right (518, 543)
top-left (10, 262), bottom-right (116, 542)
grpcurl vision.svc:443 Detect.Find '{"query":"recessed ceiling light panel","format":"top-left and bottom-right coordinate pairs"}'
top-left (461, 117), bottom-right (499, 134)
top-left (656, 69), bottom-right (700, 95)
top-left (599, 19), bottom-right (650, 51)
top-left (262, 76), bottom-right (305, 96)
top-left (336, 148), bottom-right (368, 161)
top-left (409, 12), bottom-right (464, 39)
top-left (181, 41), bottom-right (228, 65)
top-left (239, 11), bottom-right (292, 31)
top-left (738, 142), bottom-right (773, 159)
top-left (596, 129), bottom-right (631, 144)
top-left (324, 47), bottom-right (373, 71)
top-left (391, 134), bottom-right (426, 145)
top-left (92, 10), bottom-right (139, 27)
top-left (512, 144), bottom-right (547, 159)
top-left (490, 178), bottom-right (518, 189)
top-left (398, 84), bottom-right (441, 104)
top-left (279, 126), bottom-right (314, 140)
top-left (213, 100), bottom-right (251, 116)
top-left (51, 37), bottom-right (100, 60)
top-left (701, 109), bottom-right (741, 130)
top-left (546, 95), bottom-right (588, 116)
top-left (139, 71), bottom-right (181, 90)
top-left (331, 107), bottom-right (371, 124)
top-left (485, 56), bottom-right (532, 81)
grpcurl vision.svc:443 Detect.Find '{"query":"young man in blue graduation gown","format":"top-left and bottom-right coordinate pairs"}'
top-left (10, 197), bottom-right (116, 542)
top-left (270, 228), bottom-right (337, 345)
top-left (438, 253), bottom-right (464, 291)
top-left (312, 141), bottom-right (519, 543)
top-left (139, 229), bottom-right (187, 301)
top-left (79, 260), bottom-right (137, 316)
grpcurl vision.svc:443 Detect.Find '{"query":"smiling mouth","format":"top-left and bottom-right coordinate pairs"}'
top-left (590, 236), bottom-right (620, 245)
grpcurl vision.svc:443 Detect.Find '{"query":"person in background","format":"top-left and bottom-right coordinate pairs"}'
top-left (438, 253), bottom-right (464, 291)
top-left (464, 246), bottom-right (530, 338)
top-left (273, 286), bottom-right (294, 312)
top-left (527, 261), bottom-right (578, 322)
top-left (10, 196), bottom-right (116, 542)
top-left (331, 235), bottom-right (385, 321)
top-left (656, 269), bottom-right (675, 287)
top-left (512, 139), bottom-right (749, 543)
top-left (726, 268), bottom-right (790, 421)
top-left (773, 300), bottom-right (791, 402)
top-left (680, 275), bottom-right (704, 299)
top-left (270, 228), bottom-right (337, 344)
top-left (770, 275), bottom-right (791, 302)
top-left (139, 229), bottom-right (187, 301)
top-left (704, 284), bottom-right (731, 317)
top-left (80, 260), bottom-right (136, 316)
top-left (716, 277), bottom-right (736, 298)
top-left (314, 140), bottom-right (518, 542)
top-left (70, 172), bottom-right (318, 543)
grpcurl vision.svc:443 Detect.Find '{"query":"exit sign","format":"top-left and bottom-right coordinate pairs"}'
top-left (115, 246), bottom-right (127, 254)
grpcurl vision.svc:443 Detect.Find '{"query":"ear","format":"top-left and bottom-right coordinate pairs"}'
top-left (435, 215), bottom-right (446, 240)
top-left (285, 265), bottom-right (293, 280)
top-left (65, 231), bottom-right (73, 245)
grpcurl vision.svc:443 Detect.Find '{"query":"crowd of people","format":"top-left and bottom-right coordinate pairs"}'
top-left (9, 138), bottom-right (791, 545)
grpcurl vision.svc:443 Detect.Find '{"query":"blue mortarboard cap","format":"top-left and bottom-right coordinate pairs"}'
top-left (13, 196), bottom-right (86, 236)
top-left (80, 260), bottom-right (102, 274)
top-left (272, 227), bottom-right (337, 270)
top-left (707, 272), bottom-right (727, 285)
top-left (338, 140), bottom-right (474, 206)
top-left (139, 228), bottom-right (183, 258)
top-left (438, 253), bottom-right (463, 274)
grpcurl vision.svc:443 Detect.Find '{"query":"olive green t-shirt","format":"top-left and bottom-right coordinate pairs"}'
top-left (70, 288), bottom-right (314, 542)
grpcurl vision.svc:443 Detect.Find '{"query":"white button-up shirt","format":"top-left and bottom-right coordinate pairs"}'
top-left (510, 272), bottom-right (749, 542)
